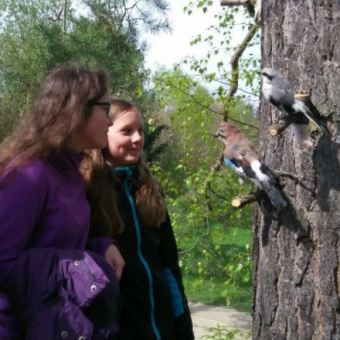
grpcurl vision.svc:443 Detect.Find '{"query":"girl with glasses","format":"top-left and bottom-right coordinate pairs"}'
top-left (0, 65), bottom-right (124, 340)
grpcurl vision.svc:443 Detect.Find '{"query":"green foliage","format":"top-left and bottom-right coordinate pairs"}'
top-left (182, 0), bottom-right (261, 106)
top-left (151, 1), bottom-right (261, 310)
top-left (0, 0), bottom-right (170, 143)
top-left (182, 226), bottom-right (252, 312)
top-left (0, 0), bottom-right (260, 312)
top-left (150, 62), bottom-right (258, 308)
top-left (81, 0), bottom-right (171, 37)
top-left (202, 325), bottom-right (240, 340)
top-left (201, 325), bottom-right (251, 340)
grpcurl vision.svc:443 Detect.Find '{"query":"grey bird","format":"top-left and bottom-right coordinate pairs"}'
top-left (261, 68), bottom-right (328, 134)
top-left (214, 122), bottom-right (287, 211)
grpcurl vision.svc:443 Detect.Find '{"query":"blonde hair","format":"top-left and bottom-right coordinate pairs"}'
top-left (82, 99), bottom-right (166, 237)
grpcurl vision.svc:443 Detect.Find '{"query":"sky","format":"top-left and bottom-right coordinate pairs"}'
top-left (143, 1), bottom-right (223, 72)
top-left (142, 1), bottom-right (261, 98)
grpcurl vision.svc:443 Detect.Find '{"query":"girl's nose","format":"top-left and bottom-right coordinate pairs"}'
top-left (132, 131), bottom-right (143, 143)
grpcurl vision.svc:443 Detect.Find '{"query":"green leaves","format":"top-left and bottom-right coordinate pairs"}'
top-left (150, 0), bottom-right (261, 311)
top-left (0, 0), bottom-right (170, 142)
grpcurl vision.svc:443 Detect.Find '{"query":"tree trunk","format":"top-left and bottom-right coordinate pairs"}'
top-left (253, 0), bottom-right (340, 339)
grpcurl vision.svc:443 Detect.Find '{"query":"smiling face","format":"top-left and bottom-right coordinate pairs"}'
top-left (107, 107), bottom-right (144, 167)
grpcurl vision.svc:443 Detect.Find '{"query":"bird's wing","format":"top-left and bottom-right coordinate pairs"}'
top-left (273, 77), bottom-right (295, 97)
top-left (270, 78), bottom-right (295, 111)
top-left (224, 157), bottom-right (248, 179)
top-left (292, 100), bottom-right (329, 134)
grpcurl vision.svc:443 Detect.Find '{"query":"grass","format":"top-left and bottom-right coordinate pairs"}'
top-left (181, 226), bottom-right (253, 314)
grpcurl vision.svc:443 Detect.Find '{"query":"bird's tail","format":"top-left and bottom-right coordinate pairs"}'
top-left (293, 100), bottom-right (329, 134)
top-left (261, 180), bottom-right (287, 211)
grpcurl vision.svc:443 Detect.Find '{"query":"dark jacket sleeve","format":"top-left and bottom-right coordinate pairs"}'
top-left (86, 237), bottom-right (116, 257)
top-left (159, 212), bottom-right (195, 340)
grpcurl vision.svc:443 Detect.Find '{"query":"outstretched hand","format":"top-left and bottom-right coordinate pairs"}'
top-left (104, 244), bottom-right (125, 281)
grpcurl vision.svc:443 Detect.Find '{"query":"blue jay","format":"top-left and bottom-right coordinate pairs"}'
top-left (261, 67), bottom-right (328, 134)
top-left (214, 122), bottom-right (287, 211)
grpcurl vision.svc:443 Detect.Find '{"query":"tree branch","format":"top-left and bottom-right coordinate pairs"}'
top-left (231, 190), bottom-right (264, 209)
top-left (168, 83), bottom-right (259, 130)
top-left (48, 3), bottom-right (64, 22)
top-left (223, 23), bottom-right (259, 121)
top-left (221, 0), bottom-right (251, 5)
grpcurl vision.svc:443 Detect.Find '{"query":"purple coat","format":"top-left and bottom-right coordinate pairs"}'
top-left (0, 151), bottom-right (118, 339)
top-left (5, 248), bottom-right (120, 340)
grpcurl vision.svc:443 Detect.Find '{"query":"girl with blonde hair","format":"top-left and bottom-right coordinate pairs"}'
top-left (84, 99), bottom-right (194, 340)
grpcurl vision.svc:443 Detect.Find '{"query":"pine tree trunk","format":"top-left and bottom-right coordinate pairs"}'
top-left (253, 0), bottom-right (340, 339)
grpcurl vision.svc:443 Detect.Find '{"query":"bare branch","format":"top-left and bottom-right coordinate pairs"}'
top-left (167, 83), bottom-right (259, 130)
top-left (231, 190), bottom-right (264, 209)
top-left (221, 0), bottom-right (251, 5)
top-left (48, 3), bottom-right (64, 22)
top-left (223, 23), bottom-right (259, 121)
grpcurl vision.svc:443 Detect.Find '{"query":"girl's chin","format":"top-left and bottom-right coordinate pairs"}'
top-left (122, 156), bottom-right (140, 165)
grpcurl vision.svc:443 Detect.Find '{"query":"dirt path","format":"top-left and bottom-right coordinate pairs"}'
top-left (189, 302), bottom-right (252, 340)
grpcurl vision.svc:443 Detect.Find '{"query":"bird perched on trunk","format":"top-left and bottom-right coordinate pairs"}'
top-left (261, 67), bottom-right (328, 134)
top-left (214, 122), bottom-right (287, 211)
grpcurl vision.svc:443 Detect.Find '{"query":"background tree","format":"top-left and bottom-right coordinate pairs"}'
top-left (152, 65), bottom-right (258, 309)
top-left (0, 0), bottom-right (169, 147)
top-left (253, 0), bottom-right (340, 338)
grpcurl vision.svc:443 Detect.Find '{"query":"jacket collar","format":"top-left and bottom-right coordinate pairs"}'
top-left (113, 165), bottom-right (136, 177)
top-left (49, 150), bottom-right (84, 172)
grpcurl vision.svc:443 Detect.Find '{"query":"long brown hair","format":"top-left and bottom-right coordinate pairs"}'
top-left (0, 65), bottom-right (110, 175)
top-left (82, 98), bottom-right (166, 238)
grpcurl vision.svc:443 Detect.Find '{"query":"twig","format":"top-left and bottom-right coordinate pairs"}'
top-left (48, 3), bottom-right (64, 22)
top-left (211, 154), bottom-right (224, 172)
top-left (207, 181), bottom-right (229, 202)
top-left (268, 115), bottom-right (294, 136)
top-left (231, 190), bottom-right (264, 209)
top-left (226, 24), bottom-right (259, 100)
top-left (271, 170), bottom-right (314, 182)
top-left (167, 83), bottom-right (258, 130)
top-left (268, 114), bottom-right (307, 136)
top-left (221, 0), bottom-right (251, 5)
top-left (178, 231), bottom-right (210, 258)
top-left (223, 23), bottom-right (260, 121)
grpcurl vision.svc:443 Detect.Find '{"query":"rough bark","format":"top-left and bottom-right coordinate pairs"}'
top-left (253, 1), bottom-right (340, 339)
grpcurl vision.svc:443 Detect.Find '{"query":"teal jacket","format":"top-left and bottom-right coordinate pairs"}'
top-left (114, 167), bottom-right (194, 340)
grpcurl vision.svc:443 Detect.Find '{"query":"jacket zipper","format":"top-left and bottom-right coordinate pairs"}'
top-left (121, 168), bottom-right (162, 340)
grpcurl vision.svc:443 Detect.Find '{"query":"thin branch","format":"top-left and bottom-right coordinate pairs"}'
top-left (221, 0), bottom-right (250, 5)
top-left (223, 23), bottom-right (259, 121)
top-left (211, 153), bottom-right (224, 172)
top-left (231, 190), bottom-right (264, 209)
top-left (178, 231), bottom-right (210, 258)
top-left (272, 170), bottom-right (314, 182)
top-left (62, 0), bottom-right (67, 36)
top-left (167, 83), bottom-right (259, 130)
top-left (213, 78), bottom-right (259, 97)
top-left (207, 181), bottom-right (229, 201)
top-left (164, 73), bottom-right (260, 98)
top-left (48, 4), bottom-right (64, 22)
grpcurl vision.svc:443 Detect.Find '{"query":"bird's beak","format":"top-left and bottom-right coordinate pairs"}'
top-left (257, 71), bottom-right (262, 76)
top-left (213, 133), bottom-right (219, 138)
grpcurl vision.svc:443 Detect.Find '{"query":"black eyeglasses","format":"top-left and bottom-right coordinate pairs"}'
top-left (91, 101), bottom-right (111, 117)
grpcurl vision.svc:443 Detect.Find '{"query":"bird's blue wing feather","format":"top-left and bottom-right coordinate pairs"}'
top-left (224, 158), bottom-right (236, 169)
top-left (224, 158), bottom-right (247, 179)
